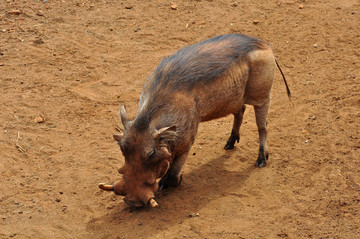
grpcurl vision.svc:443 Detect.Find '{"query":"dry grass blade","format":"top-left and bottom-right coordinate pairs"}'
top-left (15, 132), bottom-right (26, 154)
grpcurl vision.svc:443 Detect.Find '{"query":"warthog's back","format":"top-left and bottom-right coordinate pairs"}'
top-left (136, 34), bottom-right (275, 130)
top-left (149, 34), bottom-right (269, 91)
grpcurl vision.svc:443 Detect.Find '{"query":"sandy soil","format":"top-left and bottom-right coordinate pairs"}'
top-left (1, 0), bottom-right (359, 238)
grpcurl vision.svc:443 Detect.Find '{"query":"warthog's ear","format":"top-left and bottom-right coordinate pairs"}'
top-left (113, 133), bottom-right (123, 142)
top-left (119, 105), bottom-right (129, 130)
top-left (153, 125), bottom-right (177, 141)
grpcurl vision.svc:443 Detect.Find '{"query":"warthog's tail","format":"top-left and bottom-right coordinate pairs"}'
top-left (275, 59), bottom-right (291, 99)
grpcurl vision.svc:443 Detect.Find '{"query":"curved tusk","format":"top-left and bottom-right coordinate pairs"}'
top-left (98, 183), bottom-right (114, 191)
top-left (149, 198), bottom-right (159, 208)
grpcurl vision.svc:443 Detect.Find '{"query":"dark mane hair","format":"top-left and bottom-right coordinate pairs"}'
top-left (150, 34), bottom-right (267, 91)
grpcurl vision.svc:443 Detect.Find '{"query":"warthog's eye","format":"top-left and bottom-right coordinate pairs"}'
top-left (147, 150), bottom-right (156, 160)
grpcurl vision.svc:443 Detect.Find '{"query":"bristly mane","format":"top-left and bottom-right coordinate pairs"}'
top-left (149, 34), bottom-right (267, 91)
top-left (133, 34), bottom-right (268, 132)
top-left (133, 94), bottom-right (167, 132)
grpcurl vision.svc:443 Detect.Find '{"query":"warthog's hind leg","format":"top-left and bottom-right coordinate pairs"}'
top-left (254, 103), bottom-right (270, 167)
top-left (224, 105), bottom-right (246, 150)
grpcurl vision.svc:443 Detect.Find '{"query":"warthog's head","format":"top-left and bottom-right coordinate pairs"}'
top-left (99, 105), bottom-right (176, 207)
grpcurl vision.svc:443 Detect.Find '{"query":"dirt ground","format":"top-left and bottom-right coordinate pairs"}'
top-left (1, 0), bottom-right (359, 238)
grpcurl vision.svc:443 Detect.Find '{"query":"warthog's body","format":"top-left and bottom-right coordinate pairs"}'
top-left (99, 34), bottom-right (290, 207)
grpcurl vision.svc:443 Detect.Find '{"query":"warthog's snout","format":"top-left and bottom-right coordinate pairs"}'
top-left (98, 179), bottom-right (159, 208)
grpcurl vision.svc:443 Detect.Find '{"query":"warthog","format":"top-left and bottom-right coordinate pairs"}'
top-left (99, 34), bottom-right (291, 208)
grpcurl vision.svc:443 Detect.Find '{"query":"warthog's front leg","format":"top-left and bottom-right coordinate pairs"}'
top-left (159, 152), bottom-right (188, 189)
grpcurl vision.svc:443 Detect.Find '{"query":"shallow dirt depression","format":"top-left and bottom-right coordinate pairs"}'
top-left (0, 0), bottom-right (359, 238)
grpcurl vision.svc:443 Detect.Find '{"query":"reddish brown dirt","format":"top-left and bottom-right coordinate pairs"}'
top-left (1, 0), bottom-right (359, 238)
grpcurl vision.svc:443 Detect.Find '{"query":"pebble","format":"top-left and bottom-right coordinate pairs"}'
top-left (34, 116), bottom-right (44, 123)
top-left (299, 4), bottom-right (304, 9)
top-left (231, 2), bottom-right (238, 7)
top-left (253, 19), bottom-right (260, 24)
top-left (171, 4), bottom-right (178, 10)
top-left (34, 38), bottom-right (45, 44)
top-left (313, 43), bottom-right (318, 48)
top-left (36, 10), bottom-right (44, 16)
top-left (125, 5), bottom-right (133, 9)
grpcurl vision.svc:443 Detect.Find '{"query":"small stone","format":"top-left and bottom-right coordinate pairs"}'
top-left (34, 116), bottom-right (44, 123)
top-left (125, 5), bottom-right (133, 9)
top-left (8, 10), bottom-right (22, 15)
top-left (305, 140), bottom-right (308, 143)
top-left (231, 2), bottom-right (238, 7)
top-left (36, 10), bottom-right (44, 16)
top-left (313, 43), bottom-right (318, 48)
top-left (253, 19), bottom-right (260, 24)
top-left (55, 198), bottom-right (61, 202)
top-left (299, 4), bottom-right (304, 9)
top-left (43, 0), bottom-right (48, 3)
top-left (138, 222), bottom-right (142, 226)
top-left (171, 4), bottom-right (178, 10)
top-left (34, 38), bottom-right (44, 44)
top-left (312, 116), bottom-right (316, 120)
